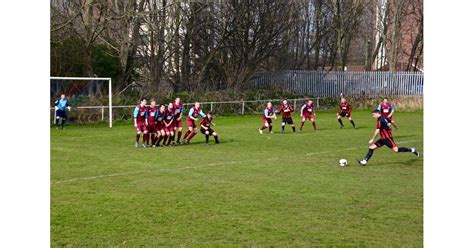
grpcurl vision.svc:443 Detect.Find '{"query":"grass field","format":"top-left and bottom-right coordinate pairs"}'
top-left (51, 109), bottom-right (423, 246)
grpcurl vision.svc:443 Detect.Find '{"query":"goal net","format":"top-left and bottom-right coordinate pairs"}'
top-left (50, 77), bottom-right (112, 127)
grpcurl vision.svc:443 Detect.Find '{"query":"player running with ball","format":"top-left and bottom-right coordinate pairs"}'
top-left (276, 99), bottom-right (296, 133)
top-left (337, 98), bottom-right (356, 129)
top-left (183, 102), bottom-right (207, 144)
top-left (259, 102), bottom-right (277, 134)
top-left (200, 111), bottom-right (220, 145)
top-left (133, 98), bottom-right (149, 148)
top-left (299, 100), bottom-right (317, 131)
top-left (357, 109), bottom-right (419, 166)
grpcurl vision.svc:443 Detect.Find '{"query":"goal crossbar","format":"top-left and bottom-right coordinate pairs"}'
top-left (50, 76), bottom-right (113, 128)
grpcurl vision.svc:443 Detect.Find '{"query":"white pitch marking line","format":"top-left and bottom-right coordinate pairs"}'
top-left (53, 170), bottom-right (147, 184)
top-left (54, 140), bottom-right (420, 184)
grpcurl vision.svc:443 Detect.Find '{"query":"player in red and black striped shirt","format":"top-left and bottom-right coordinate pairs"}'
top-left (200, 111), bottom-right (219, 144)
top-left (357, 109), bottom-right (419, 165)
top-left (276, 99), bottom-right (296, 133)
top-left (337, 98), bottom-right (356, 129)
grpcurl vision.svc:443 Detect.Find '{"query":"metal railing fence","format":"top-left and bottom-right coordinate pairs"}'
top-left (247, 70), bottom-right (423, 97)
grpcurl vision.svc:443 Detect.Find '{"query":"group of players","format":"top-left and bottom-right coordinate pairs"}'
top-left (256, 97), bottom-right (419, 165)
top-left (133, 97), bottom-right (219, 148)
top-left (258, 98), bottom-right (357, 134)
top-left (54, 94), bottom-right (420, 165)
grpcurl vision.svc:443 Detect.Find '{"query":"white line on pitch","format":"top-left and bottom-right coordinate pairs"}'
top-left (53, 140), bottom-right (420, 184)
top-left (53, 170), bottom-right (147, 184)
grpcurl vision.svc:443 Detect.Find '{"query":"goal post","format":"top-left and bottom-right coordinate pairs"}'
top-left (50, 77), bottom-right (113, 128)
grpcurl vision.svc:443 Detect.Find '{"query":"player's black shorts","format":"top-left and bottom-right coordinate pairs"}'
top-left (200, 127), bottom-right (214, 135)
top-left (55, 109), bottom-right (66, 119)
top-left (282, 117), bottom-right (293, 125)
top-left (338, 111), bottom-right (351, 118)
top-left (374, 137), bottom-right (397, 149)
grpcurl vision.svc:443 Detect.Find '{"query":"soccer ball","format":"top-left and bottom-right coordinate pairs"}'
top-left (339, 159), bottom-right (348, 166)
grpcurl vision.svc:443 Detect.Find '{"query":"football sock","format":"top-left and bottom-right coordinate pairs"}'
top-left (163, 135), bottom-right (168, 145)
top-left (269, 126), bottom-right (273, 132)
top-left (299, 122), bottom-right (304, 130)
top-left (183, 130), bottom-right (191, 140)
top-left (364, 149), bottom-right (374, 161)
top-left (61, 119), bottom-right (65, 129)
top-left (205, 135), bottom-right (209, 143)
top-left (55, 119), bottom-right (60, 128)
top-left (398, 147), bottom-right (412, 153)
top-left (350, 120), bottom-right (356, 128)
top-left (143, 133), bottom-right (149, 144)
top-left (136, 134), bottom-right (140, 142)
top-left (312, 122), bottom-right (317, 129)
top-left (282, 125), bottom-right (285, 131)
top-left (188, 132), bottom-right (197, 141)
top-left (260, 125), bottom-right (267, 130)
top-left (338, 119), bottom-right (344, 127)
top-left (292, 126), bottom-right (296, 132)
top-left (214, 135), bottom-right (219, 143)
top-left (177, 130), bottom-right (183, 142)
top-left (167, 135), bottom-right (173, 145)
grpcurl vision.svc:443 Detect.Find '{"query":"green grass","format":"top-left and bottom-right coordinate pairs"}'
top-left (51, 110), bottom-right (423, 246)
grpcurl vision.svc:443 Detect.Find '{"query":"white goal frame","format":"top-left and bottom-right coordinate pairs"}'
top-left (50, 77), bottom-right (113, 128)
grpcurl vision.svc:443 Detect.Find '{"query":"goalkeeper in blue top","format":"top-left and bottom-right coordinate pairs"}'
top-left (54, 94), bottom-right (71, 129)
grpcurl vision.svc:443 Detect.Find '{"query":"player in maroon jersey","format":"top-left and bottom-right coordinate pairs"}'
top-left (276, 99), bottom-right (296, 133)
top-left (200, 111), bottom-right (220, 144)
top-left (162, 102), bottom-right (175, 146)
top-left (154, 105), bottom-right (167, 146)
top-left (183, 102), bottom-right (207, 144)
top-left (146, 99), bottom-right (159, 146)
top-left (376, 98), bottom-right (398, 130)
top-left (172, 97), bottom-right (185, 144)
top-left (133, 98), bottom-right (149, 148)
top-left (259, 102), bottom-right (277, 134)
top-left (299, 100), bottom-right (317, 131)
top-left (357, 109), bottom-right (419, 165)
top-left (337, 98), bottom-right (356, 129)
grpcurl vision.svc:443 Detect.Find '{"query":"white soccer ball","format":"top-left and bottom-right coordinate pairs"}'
top-left (339, 159), bottom-right (348, 166)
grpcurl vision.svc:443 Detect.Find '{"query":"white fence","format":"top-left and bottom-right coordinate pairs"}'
top-left (248, 71), bottom-right (424, 97)
top-left (50, 98), bottom-right (321, 124)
